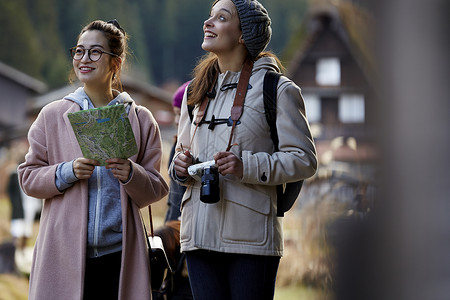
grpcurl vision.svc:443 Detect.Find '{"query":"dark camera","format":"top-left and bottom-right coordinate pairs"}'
top-left (200, 165), bottom-right (220, 203)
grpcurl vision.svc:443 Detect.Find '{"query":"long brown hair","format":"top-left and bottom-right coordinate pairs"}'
top-left (188, 51), bottom-right (286, 106)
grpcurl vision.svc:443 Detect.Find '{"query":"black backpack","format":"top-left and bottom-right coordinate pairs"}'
top-left (187, 70), bottom-right (303, 216)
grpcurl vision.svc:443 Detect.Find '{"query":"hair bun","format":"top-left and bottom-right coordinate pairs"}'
top-left (107, 19), bottom-right (125, 34)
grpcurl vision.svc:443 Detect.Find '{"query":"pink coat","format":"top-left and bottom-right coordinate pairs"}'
top-left (18, 98), bottom-right (169, 300)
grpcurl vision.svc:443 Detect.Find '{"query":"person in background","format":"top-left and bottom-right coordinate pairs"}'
top-left (7, 165), bottom-right (26, 251)
top-left (6, 154), bottom-right (41, 272)
top-left (18, 19), bottom-right (168, 300)
top-left (170, 0), bottom-right (317, 299)
top-left (165, 81), bottom-right (190, 223)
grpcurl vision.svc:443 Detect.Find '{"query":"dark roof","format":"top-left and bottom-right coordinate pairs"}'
top-left (0, 61), bottom-right (47, 94)
top-left (284, 2), bottom-right (375, 82)
top-left (32, 83), bottom-right (82, 112)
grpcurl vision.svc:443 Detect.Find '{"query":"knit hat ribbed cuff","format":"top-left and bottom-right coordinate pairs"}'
top-left (231, 0), bottom-right (272, 58)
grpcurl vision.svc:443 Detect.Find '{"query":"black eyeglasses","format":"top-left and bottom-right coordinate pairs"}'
top-left (70, 47), bottom-right (119, 62)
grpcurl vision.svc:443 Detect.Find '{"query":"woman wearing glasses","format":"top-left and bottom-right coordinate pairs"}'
top-left (170, 0), bottom-right (317, 299)
top-left (18, 20), bottom-right (168, 300)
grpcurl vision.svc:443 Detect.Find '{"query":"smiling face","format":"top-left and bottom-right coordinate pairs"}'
top-left (73, 30), bottom-right (117, 90)
top-left (202, 0), bottom-right (246, 58)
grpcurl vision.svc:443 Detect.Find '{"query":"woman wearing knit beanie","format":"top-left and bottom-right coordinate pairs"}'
top-left (169, 1), bottom-right (317, 299)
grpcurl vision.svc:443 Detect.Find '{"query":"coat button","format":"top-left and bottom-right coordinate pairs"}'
top-left (261, 172), bottom-right (267, 182)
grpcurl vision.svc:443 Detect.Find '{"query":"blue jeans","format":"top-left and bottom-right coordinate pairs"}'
top-left (185, 250), bottom-right (280, 300)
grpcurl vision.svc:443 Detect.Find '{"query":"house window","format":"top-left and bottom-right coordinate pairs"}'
top-left (302, 94), bottom-right (321, 123)
top-left (339, 94), bottom-right (365, 123)
top-left (316, 57), bottom-right (341, 86)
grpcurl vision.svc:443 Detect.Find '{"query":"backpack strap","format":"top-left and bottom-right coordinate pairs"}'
top-left (263, 70), bottom-right (304, 217)
top-left (263, 71), bottom-right (281, 151)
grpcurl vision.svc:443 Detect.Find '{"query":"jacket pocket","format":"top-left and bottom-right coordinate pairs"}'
top-left (221, 180), bottom-right (270, 245)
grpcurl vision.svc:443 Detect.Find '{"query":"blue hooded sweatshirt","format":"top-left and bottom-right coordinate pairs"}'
top-left (56, 87), bottom-right (134, 258)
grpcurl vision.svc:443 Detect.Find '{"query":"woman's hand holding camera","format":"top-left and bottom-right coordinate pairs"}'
top-left (174, 150), bottom-right (243, 179)
top-left (214, 152), bottom-right (243, 179)
top-left (174, 150), bottom-right (194, 178)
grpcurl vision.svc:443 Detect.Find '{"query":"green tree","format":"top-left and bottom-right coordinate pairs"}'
top-left (26, 0), bottom-right (71, 87)
top-left (0, 0), bottom-right (44, 79)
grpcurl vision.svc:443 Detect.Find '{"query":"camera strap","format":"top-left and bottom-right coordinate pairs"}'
top-left (226, 57), bottom-right (253, 151)
top-left (188, 57), bottom-right (253, 152)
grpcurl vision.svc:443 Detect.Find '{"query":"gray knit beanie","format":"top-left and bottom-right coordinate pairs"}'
top-left (231, 0), bottom-right (272, 58)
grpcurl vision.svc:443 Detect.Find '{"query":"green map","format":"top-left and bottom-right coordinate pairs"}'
top-left (68, 104), bottom-right (138, 166)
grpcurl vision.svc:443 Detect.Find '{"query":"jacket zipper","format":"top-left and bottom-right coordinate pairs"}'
top-left (93, 167), bottom-right (101, 257)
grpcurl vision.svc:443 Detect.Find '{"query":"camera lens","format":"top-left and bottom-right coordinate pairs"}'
top-left (200, 166), bottom-right (220, 203)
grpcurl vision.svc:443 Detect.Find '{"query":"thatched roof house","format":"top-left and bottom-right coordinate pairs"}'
top-left (284, 1), bottom-right (376, 164)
